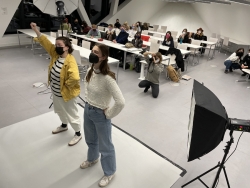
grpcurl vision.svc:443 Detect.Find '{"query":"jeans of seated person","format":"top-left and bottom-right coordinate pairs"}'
top-left (231, 63), bottom-right (240, 70)
top-left (224, 60), bottom-right (233, 70)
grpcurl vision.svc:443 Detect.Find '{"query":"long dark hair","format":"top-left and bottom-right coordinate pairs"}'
top-left (166, 31), bottom-right (173, 42)
top-left (56, 36), bottom-right (74, 54)
top-left (235, 48), bottom-right (244, 58)
top-left (86, 44), bottom-right (116, 82)
top-left (134, 32), bottom-right (141, 39)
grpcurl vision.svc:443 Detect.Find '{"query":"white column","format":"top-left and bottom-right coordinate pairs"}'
top-left (77, 0), bottom-right (91, 26)
top-left (110, 0), bottom-right (119, 16)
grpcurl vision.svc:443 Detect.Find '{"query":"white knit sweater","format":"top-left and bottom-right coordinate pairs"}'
top-left (84, 69), bottom-right (125, 119)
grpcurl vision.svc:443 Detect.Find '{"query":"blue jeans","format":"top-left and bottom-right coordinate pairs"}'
top-left (84, 103), bottom-right (116, 176)
top-left (224, 60), bottom-right (232, 70)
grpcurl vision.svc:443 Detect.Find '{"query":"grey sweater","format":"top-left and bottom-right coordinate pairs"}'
top-left (145, 56), bottom-right (163, 84)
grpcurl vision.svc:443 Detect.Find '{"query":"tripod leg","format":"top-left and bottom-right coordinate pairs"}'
top-left (181, 164), bottom-right (220, 187)
top-left (222, 166), bottom-right (231, 188)
top-left (49, 102), bottom-right (53, 109)
top-left (78, 96), bottom-right (86, 103)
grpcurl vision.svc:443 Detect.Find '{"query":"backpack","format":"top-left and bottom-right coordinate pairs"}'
top-left (134, 56), bottom-right (141, 73)
top-left (167, 65), bottom-right (180, 82)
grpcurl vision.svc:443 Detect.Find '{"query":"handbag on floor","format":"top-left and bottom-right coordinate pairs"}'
top-left (167, 65), bottom-right (180, 82)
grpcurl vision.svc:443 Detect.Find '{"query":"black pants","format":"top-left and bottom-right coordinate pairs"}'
top-left (139, 80), bottom-right (159, 98)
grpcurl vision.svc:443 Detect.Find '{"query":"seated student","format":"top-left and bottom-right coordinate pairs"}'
top-left (240, 49), bottom-right (250, 76)
top-left (71, 18), bottom-right (81, 33)
top-left (138, 52), bottom-right (163, 98)
top-left (159, 31), bottom-right (174, 55)
top-left (136, 22), bottom-right (142, 32)
top-left (194, 28), bottom-right (207, 54)
top-left (113, 25), bottom-right (129, 44)
top-left (86, 24), bottom-right (101, 38)
top-left (129, 24), bottom-right (138, 38)
top-left (141, 22), bottom-right (148, 31)
top-left (114, 19), bottom-right (121, 29)
top-left (59, 18), bottom-right (72, 32)
top-left (224, 48), bottom-right (244, 74)
top-left (105, 24), bottom-right (116, 41)
top-left (132, 32), bottom-right (143, 48)
top-left (178, 28), bottom-right (189, 43)
top-left (81, 21), bottom-right (91, 34)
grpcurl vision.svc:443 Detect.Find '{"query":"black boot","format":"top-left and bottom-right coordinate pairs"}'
top-left (144, 86), bottom-right (150, 93)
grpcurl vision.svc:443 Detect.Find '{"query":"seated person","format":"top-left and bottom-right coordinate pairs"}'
top-left (178, 28), bottom-right (189, 43)
top-left (141, 22), bottom-right (148, 31)
top-left (138, 52), bottom-right (163, 98)
top-left (129, 24), bottom-right (138, 38)
top-left (241, 49), bottom-right (250, 76)
top-left (113, 25), bottom-right (129, 44)
top-left (81, 21), bottom-right (91, 34)
top-left (132, 32), bottom-right (143, 48)
top-left (86, 24), bottom-right (101, 38)
top-left (224, 48), bottom-right (244, 74)
top-left (71, 18), bottom-right (81, 33)
top-left (114, 19), bottom-right (121, 29)
top-left (194, 28), bottom-right (207, 54)
top-left (59, 18), bottom-right (72, 32)
top-left (136, 22), bottom-right (142, 32)
top-left (105, 24), bottom-right (116, 41)
top-left (162, 31), bottom-right (174, 48)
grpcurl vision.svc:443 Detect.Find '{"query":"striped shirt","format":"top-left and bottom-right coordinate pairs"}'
top-left (50, 57), bottom-right (65, 97)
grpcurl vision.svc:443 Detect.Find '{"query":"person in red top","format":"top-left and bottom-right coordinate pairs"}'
top-left (81, 21), bottom-right (91, 34)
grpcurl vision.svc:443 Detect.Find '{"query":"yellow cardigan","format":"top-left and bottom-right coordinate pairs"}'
top-left (37, 35), bottom-right (80, 102)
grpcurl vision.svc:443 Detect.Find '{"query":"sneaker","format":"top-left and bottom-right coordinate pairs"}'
top-left (224, 70), bottom-right (229, 74)
top-left (229, 68), bottom-right (233, 72)
top-left (241, 73), bottom-right (247, 76)
top-left (68, 135), bottom-right (82, 146)
top-left (80, 159), bottom-right (99, 169)
top-left (98, 174), bottom-right (115, 187)
top-left (144, 86), bottom-right (150, 93)
top-left (52, 126), bottom-right (68, 134)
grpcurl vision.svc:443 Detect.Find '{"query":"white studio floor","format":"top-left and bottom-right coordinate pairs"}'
top-left (1, 45), bottom-right (250, 188)
top-left (0, 106), bottom-right (183, 188)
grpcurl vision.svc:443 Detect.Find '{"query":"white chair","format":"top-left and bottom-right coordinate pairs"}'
top-left (153, 33), bottom-right (161, 38)
top-left (50, 32), bottom-right (57, 38)
top-left (82, 40), bottom-right (91, 50)
top-left (142, 30), bottom-right (148, 35)
top-left (70, 38), bottom-right (78, 45)
top-left (171, 31), bottom-right (178, 37)
top-left (173, 41), bottom-right (178, 48)
top-left (150, 41), bottom-right (160, 52)
top-left (190, 40), bottom-right (202, 64)
top-left (57, 30), bottom-right (68, 37)
top-left (72, 49), bottom-right (89, 81)
top-left (211, 33), bottom-right (216, 38)
top-left (149, 38), bottom-right (158, 43)
top-left (157, 29), bottom-right (164, 33)
top-left (148, 27), bottom-right (154, 31)
top-left (98, 26), bottom-right (104, 31)
top-left (153, 25), bottom-right (159, 31)
top-left (161, 26), bottom-right (167, 32)
top-left (205, 37), bottom-right (218, 60)
top-left (220, 37), bottom-right (230, 54)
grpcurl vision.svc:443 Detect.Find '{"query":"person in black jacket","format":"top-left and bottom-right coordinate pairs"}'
top-left (132, 32), bottom-right (143, 48)
top-left (162, 31), bottom-right (174, 48)
top-left (178, 28), bottom-right (189, 44)
top-left (241, 49), bottom-right (250, 76)
top-left (114, 19), bottom-right (121, 29)
top-left (71, 18), bottom-right (81, 33)
top-left (194, 28), bottom-right (207, 54)
top-left (165, 48), bottom-right (185, 72)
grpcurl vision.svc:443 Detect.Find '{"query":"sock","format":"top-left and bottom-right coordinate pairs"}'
top-left (61, 123), bottom-right (67, 128)
top-left (75, 131), bottom-right (81, 136)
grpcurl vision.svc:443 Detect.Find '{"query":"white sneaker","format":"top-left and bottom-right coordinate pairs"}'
top-left (68, 135), bottom-right (82, 146)
top-left (80, 159), bottom-right (99, 169)
top-left (98, 174), bottom-right (115, 187)
top-left (52, 126), bottom-right (68, 134)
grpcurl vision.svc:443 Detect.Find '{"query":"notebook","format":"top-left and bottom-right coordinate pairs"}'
top-left (182, 75), bottom-right (192, 81)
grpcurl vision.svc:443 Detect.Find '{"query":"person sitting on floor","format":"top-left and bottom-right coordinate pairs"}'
top-left (138, 52), bottom-right (163, 98)
top-left (241, 49), bottom-right (250, 76)
top-left (224, 48), bottom-right (244, 74)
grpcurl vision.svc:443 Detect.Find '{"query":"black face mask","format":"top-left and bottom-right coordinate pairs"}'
top-left (55, 47), bottom-right (64, 55)
top-left (237, 52), bottom-right (243, 56)
top-left (89, 53), bottom-right (99, 64)
top-left (93, 29), bottom-right (96, 32)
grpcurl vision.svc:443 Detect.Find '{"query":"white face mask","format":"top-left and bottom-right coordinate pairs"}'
top-left (183, 32), bottom-right (186, 35)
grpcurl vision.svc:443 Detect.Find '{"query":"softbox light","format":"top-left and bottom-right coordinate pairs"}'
top-left (187, 80), bottom-right (228, 162)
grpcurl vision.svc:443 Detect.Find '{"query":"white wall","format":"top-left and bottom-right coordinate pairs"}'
top-left (103, 0), bottom-right (166, 26)
top-left (192, 2), bottom-right (250, 43)
top-left (148, 3), bottom-right (212, 37)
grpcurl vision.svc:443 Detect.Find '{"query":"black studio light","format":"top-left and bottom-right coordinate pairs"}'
top-left (183, 80), bottom-right (250, 188)
top-left (56, 1), bottom-right (65, 17)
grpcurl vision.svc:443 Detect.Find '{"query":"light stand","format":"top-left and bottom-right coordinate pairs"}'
top-left (56, 1), bottom-right (66, 36)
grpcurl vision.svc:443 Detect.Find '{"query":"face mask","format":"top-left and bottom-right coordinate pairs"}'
top-left (166, 34), bottom-right (170, 38)
top-left (93, 29), bottom-right (96, 32)
top-left (237, 52), bottom-right (243, 56)
top-left (89, 53), bottom-right (99, 64)
top-left (132, 26), bottom-right (135, 29)
top-left (183, 32), bottom-right (186, 35)
top-left (109, 28), bottom-right (112, 31)
top-left (121, 28), bottom-right (125, 32)
top-left (55, 47), bottom-right (64, 55)
top-left (198, 31), bottom-right (201, 34)
top-left (74, 22), bottom-right (78, 24)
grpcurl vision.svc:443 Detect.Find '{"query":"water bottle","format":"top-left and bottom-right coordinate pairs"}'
top-left (180, 38), bottom-right (183, 44)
